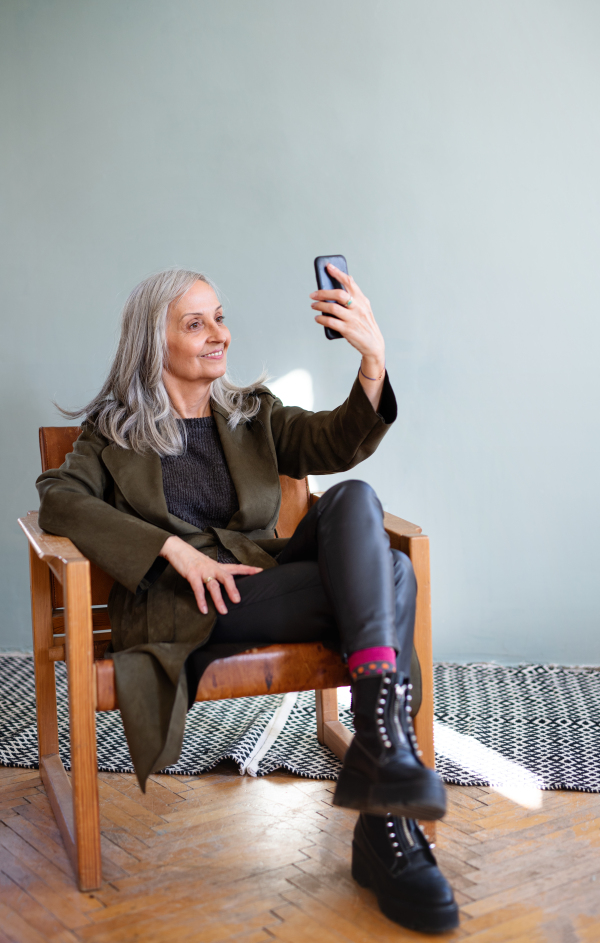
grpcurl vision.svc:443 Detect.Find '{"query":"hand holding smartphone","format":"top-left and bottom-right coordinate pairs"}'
top-left (314, 254), bottom-right (348, 339)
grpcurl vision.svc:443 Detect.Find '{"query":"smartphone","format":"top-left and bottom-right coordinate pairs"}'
top-left (314, 254), bottom-right (348, 340)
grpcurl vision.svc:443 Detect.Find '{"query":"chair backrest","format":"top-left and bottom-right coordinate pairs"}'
top-left (39, 427), bottom-right (311, 609)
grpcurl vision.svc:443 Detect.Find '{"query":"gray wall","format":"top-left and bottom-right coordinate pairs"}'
top-left (1, 1), bottom-right (599, 662)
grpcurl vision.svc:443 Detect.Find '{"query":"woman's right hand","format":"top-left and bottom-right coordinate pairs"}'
top-left (160, 535), bottom-right (262, 615)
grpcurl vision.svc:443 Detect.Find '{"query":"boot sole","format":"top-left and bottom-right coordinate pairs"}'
top-left (333, 767), bottom-right (447, 820)
top-left (352, 842), bottom-right (459, 934)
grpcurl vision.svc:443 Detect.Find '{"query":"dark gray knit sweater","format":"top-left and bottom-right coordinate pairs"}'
top-left (161, 417), bottom-right (239, 563)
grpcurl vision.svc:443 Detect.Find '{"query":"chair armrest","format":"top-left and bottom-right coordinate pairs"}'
top-left (18, 511), bottom-right (89, 585)
top-left (383, 512), bottom-right (422, 539)
top-left (309, 493), bottom-right (423, 540)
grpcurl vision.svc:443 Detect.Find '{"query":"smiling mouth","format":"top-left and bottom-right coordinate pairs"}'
top-left (201, 348), bottom-right (224, 359)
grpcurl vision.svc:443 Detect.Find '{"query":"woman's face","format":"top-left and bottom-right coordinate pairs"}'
top-left (164, 280), bottom-right (231, 384)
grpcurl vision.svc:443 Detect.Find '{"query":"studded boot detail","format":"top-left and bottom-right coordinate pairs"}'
top-left (352, 813), bottom-right (459, 934)
top-left (333, 673), bottom-right (447, 820)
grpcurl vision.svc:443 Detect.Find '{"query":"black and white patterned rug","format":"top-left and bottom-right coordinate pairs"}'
top-left (1, 656), bottom-right (599, 793)
top-left (433, 663), bottom-right (600, 796)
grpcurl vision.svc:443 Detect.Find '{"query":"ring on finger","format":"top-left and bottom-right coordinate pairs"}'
top-left (345, 295), bottom-right (354, 308)
top-left (204, 576), bottom-right (215, 585)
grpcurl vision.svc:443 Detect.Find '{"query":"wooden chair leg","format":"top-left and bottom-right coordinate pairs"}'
top-left (29, 549), bottom-right (82, 881)
top-left (405, 536), bottom-right (434, 771)
top-left (64, 560), bottom-right (102, 891)
top-left (29, 547), bottom-right (79, 854)
top-left (29, 547), bottom-right (59, 758)
top-left (316, 688), bottom-right (337, 742)
top-left (402, 534), bottom-right (436, 843)
top-left (315, 688), bottom-right (352, 762)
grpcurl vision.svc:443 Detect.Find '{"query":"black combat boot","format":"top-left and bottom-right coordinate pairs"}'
top-left (352, 813), bottom-right (459, 933)
top-left (333, 673), bottom-right (446, 820)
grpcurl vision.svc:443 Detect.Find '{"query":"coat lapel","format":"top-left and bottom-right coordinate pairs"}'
top-left (212, 407), bottom-right (281, 533)
top-left (102, 444), bottom-right (173, 530)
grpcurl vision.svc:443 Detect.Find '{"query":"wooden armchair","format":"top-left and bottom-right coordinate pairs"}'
top-left (18, 426), bottom-right (435, 892)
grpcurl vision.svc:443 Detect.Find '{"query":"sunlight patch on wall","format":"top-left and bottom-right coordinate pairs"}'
top-left (269, 370), bottom-right (320, 493)
top-left (269, 369), bottom-right (314, 412)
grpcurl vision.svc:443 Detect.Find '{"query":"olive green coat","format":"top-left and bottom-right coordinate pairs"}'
top-left (37, 375), bottom-right (397, 788)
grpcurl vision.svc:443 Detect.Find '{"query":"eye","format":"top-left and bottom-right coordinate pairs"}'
top-left (188, 320), bottom-right (201, 330)
top-left (216, 314), bottom-right (225, 323)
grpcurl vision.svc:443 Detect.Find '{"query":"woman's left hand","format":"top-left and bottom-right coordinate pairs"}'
top-left (310, 264), bottom-right (386, 407)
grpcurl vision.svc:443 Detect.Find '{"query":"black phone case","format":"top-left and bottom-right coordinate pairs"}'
top-left (314, 254), bottom-right (348, 339)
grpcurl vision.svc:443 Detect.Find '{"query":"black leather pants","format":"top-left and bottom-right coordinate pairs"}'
top-left (205, 480), bottom-right (417, 679)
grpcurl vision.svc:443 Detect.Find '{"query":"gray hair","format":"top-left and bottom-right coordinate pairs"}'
top-left (60, 268), bottom-right (265, 455)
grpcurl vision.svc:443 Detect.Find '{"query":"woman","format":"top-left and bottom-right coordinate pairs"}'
top-left (37, 266), bottom-right (458, 933)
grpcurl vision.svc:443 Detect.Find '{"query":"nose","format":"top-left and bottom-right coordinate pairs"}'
top-left (208, 320), bottom-right (229, 343)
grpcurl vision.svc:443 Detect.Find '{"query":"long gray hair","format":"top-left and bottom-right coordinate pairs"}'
top-left (60, 268), bottom-right (265, 455)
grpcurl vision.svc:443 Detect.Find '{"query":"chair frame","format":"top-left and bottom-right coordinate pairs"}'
top-left (19, 489), bottom-right (434, 892)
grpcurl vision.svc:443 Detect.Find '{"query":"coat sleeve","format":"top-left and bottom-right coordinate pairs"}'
top-left (268, 371), bottom-right (397, 480)
top-left (36, 427), bottom-right (172, 594)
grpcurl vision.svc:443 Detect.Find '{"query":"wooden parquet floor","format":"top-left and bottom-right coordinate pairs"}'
top-left (0, 763), bottom-right (599, 943)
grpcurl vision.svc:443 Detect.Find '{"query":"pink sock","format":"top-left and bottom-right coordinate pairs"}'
top-left (348, 647), bottom-right (397, 681)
